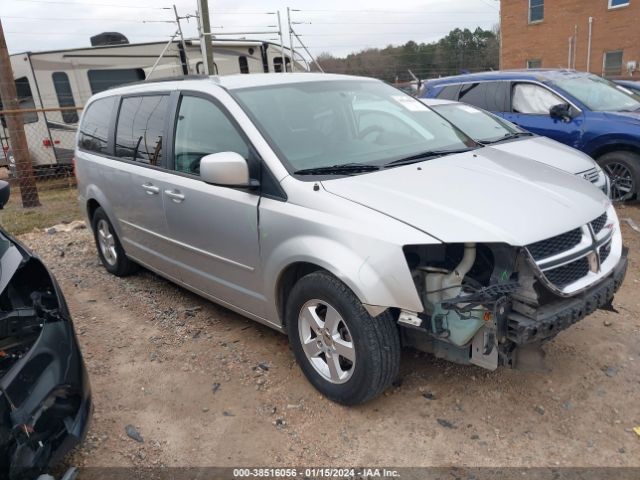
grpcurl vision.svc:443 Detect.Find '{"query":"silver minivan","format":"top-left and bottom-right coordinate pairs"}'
top-left (76, 73), bottom-right (627, 405)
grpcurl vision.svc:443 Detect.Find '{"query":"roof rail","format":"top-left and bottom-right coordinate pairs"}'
top-left (107, 74), bottom-right (210, 90)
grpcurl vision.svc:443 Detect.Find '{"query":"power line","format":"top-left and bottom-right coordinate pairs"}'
top-left (2, 15), bottom-right (172, 22)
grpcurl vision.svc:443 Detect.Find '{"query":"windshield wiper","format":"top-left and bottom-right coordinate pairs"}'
top-left (293, 163), bottom-right (380, 176)
top-left (384, 148), bottom-right (476, 168)
top-left (479, 131), bottom-right (533, 145)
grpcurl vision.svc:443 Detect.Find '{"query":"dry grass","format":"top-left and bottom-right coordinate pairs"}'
top-left (0, 185), bottom-right (81, 236)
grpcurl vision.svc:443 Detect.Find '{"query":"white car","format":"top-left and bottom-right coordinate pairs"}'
top-left (421, 98), bottom-right (610, 196)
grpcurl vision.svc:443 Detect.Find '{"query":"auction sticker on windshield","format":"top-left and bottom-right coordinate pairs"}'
top-left (392, 95), bottom-right (429, 111)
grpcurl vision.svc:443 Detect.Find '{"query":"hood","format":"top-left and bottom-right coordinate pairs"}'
top-left (489, 136), bottom-right (597, 175)
top-left (322, 147), bottom-right (609, 245)
top-left (603, 110), bottom-right (640, 125)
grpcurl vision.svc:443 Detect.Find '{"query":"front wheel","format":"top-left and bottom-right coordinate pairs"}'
top-left (597, 151), bottom-right (640, 202)
top-left (285, 271), bottom-right (400, 405)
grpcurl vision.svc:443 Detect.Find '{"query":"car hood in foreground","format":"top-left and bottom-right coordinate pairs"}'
top-left (322, 147), bottom-right (609, 245)
top-left (488, 136), bottom-right (598, 175)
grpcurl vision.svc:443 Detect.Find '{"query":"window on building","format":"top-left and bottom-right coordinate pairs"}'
top-left (609, 0), bottom-right (630, 9)
top-left (603, 50), bottom-right (624, 77)
top-left (173, 96), bottom-right (249, 176)
top-left (512, 83), bottom-right (564, 114)
top-left (87, 69), bottom-right (145, 94)
top-left (52, 72), bottom-right (79, 124)
top-left (527, 59), bottom-right (542, 69)
top-left (529, 0), bottom-right (544, 22)
top-left (115, 95), bottom-right (169, 165)
top-left (78, 96), bottom-right (116, 155)
top-left (238, 56), bottom-right (250, 74)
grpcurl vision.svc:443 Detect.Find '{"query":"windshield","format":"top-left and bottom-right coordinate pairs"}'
top-left (232, 80), bottom-right (475, 173)
top-left (552, 74), bottom-right (640, 112)
top-left (431, 103), bottom-right (523, 143)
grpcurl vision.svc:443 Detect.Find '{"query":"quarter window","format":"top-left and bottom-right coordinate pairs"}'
top-left (458, 82), bottom-right (506, 111)
top-left (78, 96), bottom-right (116, 154)
top-left (529, 0), bottom-right (544, 22)
top-left (435, 84), bottom-right (461, 100)
top-left (173, 96), bottom-right (250, 176)
top-left (88, 69), bottom-right (145, 94)
top-left (115, 95), bottom-right (169, 165)
top-left (512, 83), bottom-right (563, 114)
top-left (52, 72), bottom-right (79, 124)
top-left (603, 50), bottom-right (624, 77)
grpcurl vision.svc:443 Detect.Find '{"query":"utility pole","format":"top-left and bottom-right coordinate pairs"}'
top-left (0, 19), bottom-right (39, 208)
top-left (197, 0), bottom-right (215, 75)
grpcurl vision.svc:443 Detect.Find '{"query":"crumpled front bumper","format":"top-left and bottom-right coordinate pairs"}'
top-left (506, 246), bottom-right (628, 346)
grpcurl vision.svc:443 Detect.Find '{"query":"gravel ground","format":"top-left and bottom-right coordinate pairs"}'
top-left (18, 204), bottom-right (640, 469)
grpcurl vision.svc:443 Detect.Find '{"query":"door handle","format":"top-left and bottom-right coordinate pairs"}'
top-left (164, 189), bottom-right (185, 203)
top-left (141, 183), bottom-right (160, 195)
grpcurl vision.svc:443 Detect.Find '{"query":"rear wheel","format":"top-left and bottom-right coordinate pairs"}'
top-left (285, 271), bottom-right (400, 405)
top-left (91, 207), bottom-right (137, 276)
top-left (597, 151), bottom-right (640, 201)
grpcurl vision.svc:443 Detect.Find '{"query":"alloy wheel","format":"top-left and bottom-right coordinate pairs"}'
top-left (604, 162), bottom-right (635, 201)
top-left (297, 299), bottom-right (356, 384)
top-left (97, 219), bottom-right (118, 266)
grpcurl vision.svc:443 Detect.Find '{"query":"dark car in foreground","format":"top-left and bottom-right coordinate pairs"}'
top-left (0, 181), bottom-right (91, 479)
top-left (422, 69), bottom-right (640, 201)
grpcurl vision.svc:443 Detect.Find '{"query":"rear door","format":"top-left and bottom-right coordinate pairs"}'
top-left (161, 92), bottom-right (264, 316)
top-left (502, 82), bottom-right (584, 148)
top-left (109, 93), bottom-right (178, 275)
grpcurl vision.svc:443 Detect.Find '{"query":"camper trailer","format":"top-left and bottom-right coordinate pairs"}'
top-left (0, 35), bottom-right (303, 173)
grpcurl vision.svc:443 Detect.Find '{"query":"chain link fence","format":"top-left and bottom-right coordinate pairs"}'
top-left (0, 106), bottom-right (82, 236)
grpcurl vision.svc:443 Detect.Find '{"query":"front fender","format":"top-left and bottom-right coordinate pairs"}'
top-left (265, 235), bottom-right (423, 316)
top-left (583, 133), bottom-right (640, 158)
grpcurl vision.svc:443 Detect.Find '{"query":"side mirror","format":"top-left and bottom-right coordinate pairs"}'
top-left (199, 152), bottom-right (252, 187)
top-left (0, 180), bottom-right (10, 210)
top-left (549, 103), bottom-right (572, 122)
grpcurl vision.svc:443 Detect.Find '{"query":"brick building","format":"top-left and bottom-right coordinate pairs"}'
top-left (500, 0), bottom-right (640, 78)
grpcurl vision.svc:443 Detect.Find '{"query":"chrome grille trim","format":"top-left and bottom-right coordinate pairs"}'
top-left (578, 167), bottom-right (600, 184)
top-left (524, 211), bottom-right (611, 294)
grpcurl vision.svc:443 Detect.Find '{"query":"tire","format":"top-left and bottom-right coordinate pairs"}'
top-left (285, 271), bottom-right (400, 405)
top-left (91, 207), bottom-right (138, 277)
top-left (597, 151), bottom-right (640, 202)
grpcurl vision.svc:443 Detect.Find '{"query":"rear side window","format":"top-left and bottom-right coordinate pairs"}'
top-left (458, 82), bottom-right (507, 112)
top-left (435, 84), bottom-right (460, 100)
top-left (115, 95), bottom-right (169, 166)
top-left (52, 72), bottom-right (79, 124)
top-left (88, 69), bottom-right (146, 94)
top-left (78, 96), bottom-right (116, 154)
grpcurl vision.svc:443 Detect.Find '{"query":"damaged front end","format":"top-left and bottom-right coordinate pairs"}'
top-left (400, 207), bottom-right (628, 371)
top-left (0, 232), bottom-right (91, 480)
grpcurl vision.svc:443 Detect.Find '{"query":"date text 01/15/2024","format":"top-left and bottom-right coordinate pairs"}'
top-left (233, 468), bottom-right (401, 478)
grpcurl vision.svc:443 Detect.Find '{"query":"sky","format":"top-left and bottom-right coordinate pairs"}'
top-left (2, 0), bottom-right (499, 59)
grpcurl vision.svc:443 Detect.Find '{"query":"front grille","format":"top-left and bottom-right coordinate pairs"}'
top-left (580, 167), bottom-right (600, 184)
top-left (600, 241), bottom-right (612, 264)
top-left (544, 257), bottom-right (590, 289)
top-left (526, 228), bottom-right (582, 260)
top-left (591, 212), bottom-right (608, 235)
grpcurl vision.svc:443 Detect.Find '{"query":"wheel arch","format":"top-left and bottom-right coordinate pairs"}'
top-left (588, 139), bottom-right (640, 160)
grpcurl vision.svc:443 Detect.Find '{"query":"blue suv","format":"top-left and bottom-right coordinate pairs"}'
top-left (422, 70), bottom-right (640, 201)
